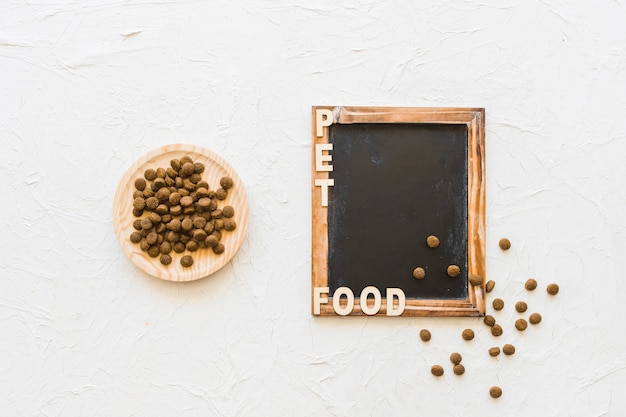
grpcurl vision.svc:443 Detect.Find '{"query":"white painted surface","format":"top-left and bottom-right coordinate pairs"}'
top-left (1, 1), bottom-right (625, 416)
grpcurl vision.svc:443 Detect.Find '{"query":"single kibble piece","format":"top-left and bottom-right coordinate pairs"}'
top-left (469, 274), bottom-right (483, 286)
top-left (462, 329), bottom-right (475, 341)
top-left (547, 283), bottom-right (559, 295)
top-left (515, 301), bottom-right (528, 313)
top-left (160, 254), bottom-right (172, 265)
top-left (515, 319), bottom-right (528, 331)
top-left (223, 219), bottom-right (237, 231)
top-left (491, 324), bottom-right (503, 337)
top-left (499, 238), bottom-right (511, 250)
top-left (426, 235), bottom-right (440, 248)
top-left (419, 329), bottom-right (431, 342)
top-left (488, 347), bottom-right (500, 357)
top-left (134, 178), bottom-right (147, 191)
top-left (147, 246), bottom-right (160, 258)
top-left (486, 280), bottom-right (495, 293)
top-left (215, 188), bottom-right (228, 200)
top-left (431, 365), bottom-right (444, 377)
top-left (180, 255), bottom-right (194, 267)
top-left (450, 352), bottom-right (462, 365)
top-left (222, 205), bottom-right (235, 218)
top-left (133, 197), bottom-right (146, 210)
top-left (484, 315), bottom-right (496, 327)
top-left (193, 162), bottom-right (205, 174)
top-left (492, 298), bottom-right (504, 311)
top-left (525, 278), bottom-right (538, 291)
top-left (490, 386), bottom-right (502, 398)
top-left (212, 243), bottom-right (225, 254)
top-left (144, 168), bottom-right (157, 181)
top-left (413, 267), bottom-right (426, 280)
top-left (179, 155), bottom-right (193, 165)
top-left (220, 176), bottom-right (234, 189)
top-left (453, 364), bottom-right (465, 375)
top-left (529, 312), bottom-right (542, 325)
top-left (130, 231), bottom-right (142, 243)
top-left (447, 265), bottom-right (461, 278)
top-left (503, 344), bottom-right (516, 355)
top-left (180, 162), bottom-right (195, 177)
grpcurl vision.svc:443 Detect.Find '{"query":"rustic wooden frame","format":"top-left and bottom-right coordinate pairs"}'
top-left (312, 106), bottom-right (486, 317)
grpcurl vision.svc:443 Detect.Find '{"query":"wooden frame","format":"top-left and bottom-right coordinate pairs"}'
top-left (311, 106), bottom-right (486, 317)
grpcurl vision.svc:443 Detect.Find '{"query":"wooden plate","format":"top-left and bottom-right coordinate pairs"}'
top-left (112, 144), bottom-right (249, 282)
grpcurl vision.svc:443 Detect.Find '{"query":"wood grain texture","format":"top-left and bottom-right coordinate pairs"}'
top-left (312, 106), bottom-right (486, 317)
top-left (112, 144), bottom-right (249, 282)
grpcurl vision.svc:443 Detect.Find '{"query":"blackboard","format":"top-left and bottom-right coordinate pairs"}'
top-left (312, 107), bottom-right (485, 317)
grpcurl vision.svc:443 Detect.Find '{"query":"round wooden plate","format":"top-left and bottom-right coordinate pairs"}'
top-left (112, 144), bottom-right (249, 282)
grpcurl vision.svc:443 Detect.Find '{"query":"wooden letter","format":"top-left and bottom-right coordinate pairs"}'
top-left (313, 287), bottom-right (329, 315)
top-left (315, 143), bottom-right (333, 172)
top-left (333, 287), bottom-right (354, 316)
top-left (316, 109), bottom-right (333, 137)
top-left (315, 178), bottom-right (334, 207)
top-left (360, 286), bottom-right (382, 315)
top-left (386, 288), bottom-right (406, 316)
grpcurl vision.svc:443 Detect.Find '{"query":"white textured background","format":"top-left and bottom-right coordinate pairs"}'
top-left (1, 1), bottom-right (625, 416)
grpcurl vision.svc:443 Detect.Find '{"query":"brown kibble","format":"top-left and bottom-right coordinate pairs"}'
top-left (155, 187), bottom-right (170, 202)
top-left (419, 329), bottom-right (431, 342)
top-left (515, 301), bottom-right (528, 313)
top-left (133, 190), bottom-right (143, 199)
top-left (151, 178), bottom-right (166, 191)
top-left (431, 365), bottom-right (444, 377)
top-left (499, 238), bottom-right (511, 250)
top-left (159, 241), bottom-right (172, 255)
top-left (503, 344), bottom-right (516, 355)
top-left (223, 219), bottom-right (236, 231)
top-left (140, 218), bottom-right (153, 230)
top-left (197, 197), bottom-right (211, 209)
top-left (155, 167), bottom-right (166, 179)
top-left (525, 278), bottom-right (538, 291)
top-left (205, 235), bottom-right (219, 248)
top-left (132, 208), bottom-right (143, 217)
top-left (168, 192), bottom-right (181, 205)
top-left (547, 283), bottom-right (559, 295)
top-left (192, 229), bottom-right (207, 242)
top-left (170, 158), bottom-right (181, 171)
top-left (189, 173), bottom-right (202, 184)
top-left (212, 243), bottom-right (225, 254)
top-left (491, 324), bottom-right (503, 337)
top-left (450, 352), bottom-right (462, 365)
top-left (492, 298), bottom-right (504, 311)
top-left (146, 232), bottom-right (158, 245)
top-left (180, 195), bottom-right (194, 207)
top-left (489, 386), bottom-right (502, 398)
top-left (413, 267), bottom-right (426, 280)
top-left (486, 280), bottom-right (495, 293)
top-left (426, 235), bottom-right (440, 248)
top-left (447, 265), bottom-right (461, 278)
top-left (220, 176), bottom-right (234, 189)
top-left (132, 219), bottom-right (142, 231)
top-left (145, 196), bottom-right (159, 210)
top-left (147, 246), bottom-right (160, 258)
top-left (215, 188), bottom-right (228, 200)
top-left (160, 254), bottom-right (172, 265)
top-left (196, 187), bottom-right (210, 198)
top-left (484, 315), bottom-right (496, 327)
top-left (453, 364), bottom-right (465, 376)
top-left (181, 218), bottom-right (193, 231)
top-left (144, 168), bottom-right (157, 181)
top-left (180, 162), bottom-right (194, 177)
top-left (222, 205), bottom-right (235, 218)
top-left (462, 329), bottom-right (475, 341)
top-left (147, 212), bottom-right (161, 224)
top-left (179, 156), bottom-right (193, 165)
top-left (180, 255), bottom-right (194, 267)
top-left (185, 240), bottom-right (199, 252)
top-left (134, 178), bottom-right (147, 191)
top-left (529, 312), bottom-right (542, 325)
top-left (193, 162), bottom-right (205, 174)
top-left (130, 231), bottom-right (142, 243)
top-left (515, 318), bottom-right (528, 331)
top-left (139, 239), bottom-right (149, 252)
top-left (469, 274), bottom-right (483, 286)
top-left (133, 197), bottom-right (145, 210)
top-left (193, 217), bottom-right (207, 229)
top-left (173, 242), bottom-right (185, 253)
top-left (488, 347), bottom-right (500, 357)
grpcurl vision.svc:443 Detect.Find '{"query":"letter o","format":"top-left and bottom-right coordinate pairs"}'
top-left (333, 287), bottom-right (355, 316)
top-left (360, 286), bottom-right (382, 315)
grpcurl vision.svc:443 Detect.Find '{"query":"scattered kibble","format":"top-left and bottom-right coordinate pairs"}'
top-left (462, 329), bottom-right (475, 341)
top-left (419, 329), bottom-right (431, 342)
top-left (499, 238), bottom-right (511, 250)
top-left (525, 278), bottom-right (538, 291)
top-left (128, 155), bottom-right (237, 268)
top-left (453, 364), bottom-right (465, 375)
top-left (515, 318), bottom-right (528, 331)
top-left (447, 265), bottom-right (461, 278)
top-left (490, 386), bottom-right (503, 398)
top-left (529, 312), bottom-right (542, 325)
top-left (483, 315), bottom-right (496, 327)
top-left (503, 344), bottom-right (516, 355)
top-left (515, 301), bottom-right (528, 313)
top-left (488, 347), bottom-right (500, 357)
top-left (491, 324), bottom-right (503, 337)
top-left (469, 274), bottom-right (483, 286)
top-left (486, 280), bottom-right (495, 293)
top-left (492, 298), bottom-right (504, 311)
top-left (547, 283), bottom-right (559, 295)
top-left (426, 235), bottom-right (440, 248)
top-left (450, 352), bottom-right (462, 365)
top-left (431, 365), bottom-right (444, 377)
top-left (413, 267), bottom-right (426, 280)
